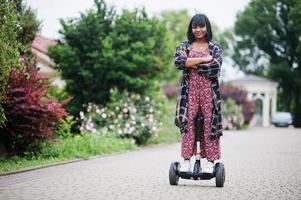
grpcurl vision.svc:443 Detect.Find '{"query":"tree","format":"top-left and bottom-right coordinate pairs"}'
top-left (0, 0), bottom-right (20, 127)
top-left (160, 10), bottom-right (191, 47)
top-left (158, 10), bottom-right (191, 82)
top-left (13, 0), bottom-right (41, 55)
top-left (232, 0), bottom-right (301, 127)
top-left (48, 0), bottom-right (169, 116)
top-left (0, 0), bottom-right (41, 127)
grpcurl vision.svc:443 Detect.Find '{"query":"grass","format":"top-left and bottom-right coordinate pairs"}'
top-left (0, 98), bottom-right (181, 174)
top-left (0, 156), bottom-right (67, 174)
top-left (0, 133), bottom-right (137, 173)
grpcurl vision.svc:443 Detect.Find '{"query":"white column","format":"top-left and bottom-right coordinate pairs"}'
top-left (262, 93), bottom-right (270, 126)
top-left (272, 93), bottom-right (277, 118)
top-left (247, 92), bottom-right (253, 101)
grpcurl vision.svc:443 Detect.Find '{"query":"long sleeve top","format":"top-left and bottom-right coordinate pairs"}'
top-left (174, 40), bottom-right (223, 139)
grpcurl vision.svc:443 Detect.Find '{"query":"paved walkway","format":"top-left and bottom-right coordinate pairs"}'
top-left (0, 127), bottom-right (300, 200)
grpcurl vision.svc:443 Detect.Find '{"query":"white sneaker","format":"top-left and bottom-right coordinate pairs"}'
top-left (202, 160), bottom-right (214, 174)
top-left (179, 160), bottom-right (190, 172)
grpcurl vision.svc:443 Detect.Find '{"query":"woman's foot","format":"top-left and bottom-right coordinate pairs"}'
top-left (202, 160), bottom-right (214, 174)
top-left (179, 159), bottom-right (191, 172)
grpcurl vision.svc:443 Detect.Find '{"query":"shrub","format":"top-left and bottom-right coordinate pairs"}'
top-left (222, 98), bottom-right (244, 130)
top-left (220, 84), bottom-right (256, 128)
top-left (54, 115), bottom-right (75, 139)
top-left (242, 100), bottom-right (256, 123)
top-left (79, 88), bottom-right (162, 145)
top-left (0, 60), bottom-right (67, 154)
top-left (163, 82), bottom-right (178, 100)
top-left (47, 85), bottom-right (71, 104)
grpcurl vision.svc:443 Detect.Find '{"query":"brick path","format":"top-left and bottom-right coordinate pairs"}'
top-left (0, 127), bottom-right (300, 200)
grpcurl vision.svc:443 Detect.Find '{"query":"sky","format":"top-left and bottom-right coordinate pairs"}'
top-left (25, 0), bottom-right (251, 80)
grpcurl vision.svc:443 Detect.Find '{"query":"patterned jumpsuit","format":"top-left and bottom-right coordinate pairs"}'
top-left (181, 48), bottom-right (221, 162)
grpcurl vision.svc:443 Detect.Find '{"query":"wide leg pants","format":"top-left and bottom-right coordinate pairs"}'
top-left (181, 70), bottom-right (221, 161)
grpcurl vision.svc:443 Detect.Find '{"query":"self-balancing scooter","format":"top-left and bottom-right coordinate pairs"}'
top-left (169, 113), bottom-right (225, 187)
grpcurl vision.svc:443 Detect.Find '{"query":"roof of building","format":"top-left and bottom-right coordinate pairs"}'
top-left (230, 74), bottom-right (277, 84)
top-left (31, 35), bottom-right (57, 53)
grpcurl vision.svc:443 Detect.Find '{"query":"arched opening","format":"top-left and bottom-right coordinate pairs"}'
top-left (254, 98), bottom-right (263, 126)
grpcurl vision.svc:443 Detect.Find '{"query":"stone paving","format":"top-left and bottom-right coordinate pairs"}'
top-left (0, 127), bottom-right (300, 200)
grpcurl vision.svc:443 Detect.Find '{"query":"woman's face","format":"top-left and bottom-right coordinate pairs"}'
top-left (192, 25), bottom-right (207, 39)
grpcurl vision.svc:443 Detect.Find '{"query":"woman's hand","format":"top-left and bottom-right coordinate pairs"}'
top-left (185, 57), bottom-right (205, 68)
top-left (202, 55), bottom-right (213, 63)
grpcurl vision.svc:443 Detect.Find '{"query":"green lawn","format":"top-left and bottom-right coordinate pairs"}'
top-left (0, 133), bottom-right (137, 173)
top-left (0, 98), bottom-right (181, 174)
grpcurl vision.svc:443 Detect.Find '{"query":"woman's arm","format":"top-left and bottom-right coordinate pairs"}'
top-left (197, 43), bottom-right (223, 78)
top-left (174, 42), bottom-right (213, 70)
top-left (174, 42), bottom-right (188, 70)
top-left (185, 56), bottom-right (213, 68)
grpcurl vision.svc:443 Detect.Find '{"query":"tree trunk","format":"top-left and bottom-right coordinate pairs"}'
top-left (293, 88), bottom-right (301, 127)
top-left (283, 89), bottom-right (292, 112)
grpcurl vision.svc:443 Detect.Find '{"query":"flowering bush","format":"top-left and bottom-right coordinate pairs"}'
top-left (220, 84), bottom-right (256, 129)
top-left (163, 83), bottom-right (178, 99)
top-left (0, 61), bottom-right (67, 154)
top-left (221, 98), bottom-right (245, 130)
top-left (79, 88), bottom-right (162, 145)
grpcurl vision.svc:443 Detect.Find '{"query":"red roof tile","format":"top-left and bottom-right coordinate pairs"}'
top-left (31, 35), bottom-right (57, 53)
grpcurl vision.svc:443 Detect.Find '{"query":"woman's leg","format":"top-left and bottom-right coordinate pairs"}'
top-left (181, 80), bottom-right (200, 160)
top-left (200, 86), bottom-right (221, 161)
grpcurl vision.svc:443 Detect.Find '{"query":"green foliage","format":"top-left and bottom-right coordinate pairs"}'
top-left (55, 116), bottom-right (76, 139)
top-left (218, 27), bottom-right (235, 58)
top-left (0, 0), bottom-right (21, 127)
top-left (158, 10), bottom-right (190, 82)
top-left (233, 0), bottom-right (301, 127)
top-left (48, 0), bottom-right (169, 117)
top-left (160, 10), bottom-right (190, 46)
top-left (0, 0), bottom-right (41, 127)
top-left (47, 85), bottom-right (70, 103)
top-left (13, 0), bottom-right (41, 55)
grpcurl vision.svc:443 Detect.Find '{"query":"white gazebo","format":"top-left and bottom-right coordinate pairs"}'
top-left (229, 75), bottom-right (278, 127)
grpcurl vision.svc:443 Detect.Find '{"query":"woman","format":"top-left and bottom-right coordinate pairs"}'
top-left (174, 14), bottom-right (223, 173)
